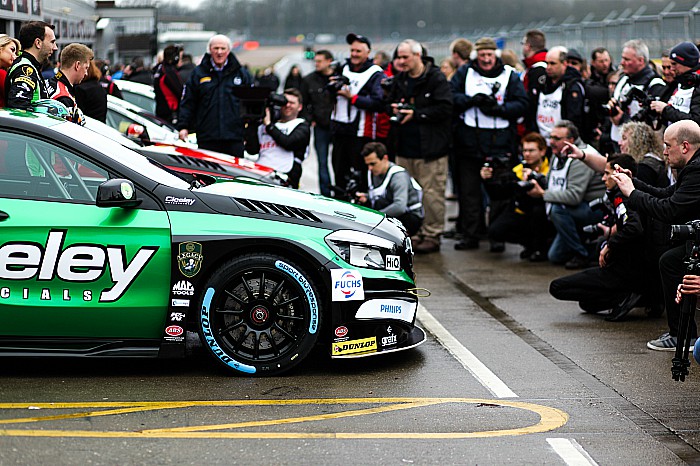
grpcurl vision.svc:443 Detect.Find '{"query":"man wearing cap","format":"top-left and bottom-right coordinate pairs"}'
top-left (608, 39), bottom-right (666, 146)
top-left (530, 46), bottom-right (586, 141)
top-left (650, 41), bottom-right (700, 126)
top-left (451, 37), bottom-right (529, 251)
top-left (329, 33), bottom-right (385, 193)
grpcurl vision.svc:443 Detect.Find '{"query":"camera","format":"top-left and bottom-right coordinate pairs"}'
top-left (581, 196), bottom-right (614, 237)
top-left (380, 76), bottom-right (394, 92)
top-left (266, 92), bottom-right (288, 124)
top-left (515, 171), bottom-right (547, 192)
top-left (330, 167), bottom-right (362, 203)
top-left (670, 219), bottom-right (700, 242)
top-left (390, 102), bottom-right (415, 124)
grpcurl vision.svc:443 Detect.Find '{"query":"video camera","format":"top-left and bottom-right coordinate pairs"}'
top-left (266, 92), bottom-right (288, 124)
top-left (669, 219), bottom-right (700, 382)
top-left (233, 87), bottom-right (288, 126)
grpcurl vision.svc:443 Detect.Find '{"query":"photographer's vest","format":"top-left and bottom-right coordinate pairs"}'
top-left (669, 86), bottom-right (693, 114)
top-left (536, 85), bottom-right (563, 140)
top-left (464, 65), bottom-right (513, 129)
top-left (256, 118), bottom-right (306, 173)
top-left (368, 164), bottom-right (423, 214)
top-left (331, 64), bottom-right (383, 137)
top-left (545, 156), bottom-right (572, 214)
top-left (611, 74), bottom-right (665, 142)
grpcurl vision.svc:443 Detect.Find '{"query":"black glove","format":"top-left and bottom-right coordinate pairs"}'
top-left (470, 93), bottom-right (496, 108)
top-left (481, 103), bottom-right (506, 117)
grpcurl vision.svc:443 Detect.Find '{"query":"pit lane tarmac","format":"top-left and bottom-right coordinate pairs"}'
top-left (0, 398), bottom-right (567, 439)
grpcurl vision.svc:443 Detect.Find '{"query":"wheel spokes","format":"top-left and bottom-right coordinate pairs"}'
top-left (224, 289), bottom-right (246, 306)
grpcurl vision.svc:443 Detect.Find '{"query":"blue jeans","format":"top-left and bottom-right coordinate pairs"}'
top-left (547, 202), bottom-right (600, 264)
top-left (314, 126), bottom-right (332, 196)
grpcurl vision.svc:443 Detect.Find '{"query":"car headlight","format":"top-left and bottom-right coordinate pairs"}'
top-left (325, 230), bottom-right (396, 270)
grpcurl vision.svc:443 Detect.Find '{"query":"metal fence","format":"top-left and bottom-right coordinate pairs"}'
top-left (423, 2), bottom-right (700, 62)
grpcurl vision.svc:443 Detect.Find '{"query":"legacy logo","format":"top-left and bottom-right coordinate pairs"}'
top-left (0, 230), bottom-right (158, 302)
top-left (330, 269), bottom-right (364, 301)
top-left (172, 280), bottom-right (194, 296)
top-left (177, 242), bottom-right (203, 278)
top-left (332, 337), bottom-right (377, 356)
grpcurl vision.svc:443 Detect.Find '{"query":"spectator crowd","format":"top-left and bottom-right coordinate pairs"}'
top-left (3, 20), bottom-right (700, 354)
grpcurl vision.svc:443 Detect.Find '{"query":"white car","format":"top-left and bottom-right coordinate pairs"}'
top-left (114, 80), bottom-right (156, 113)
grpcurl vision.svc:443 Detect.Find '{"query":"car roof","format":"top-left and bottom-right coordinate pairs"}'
top-left (114, 80), bottom-right (156, 99)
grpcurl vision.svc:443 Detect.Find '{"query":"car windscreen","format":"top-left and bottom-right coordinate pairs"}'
top-left (51, 121), bottom-right (190, 189)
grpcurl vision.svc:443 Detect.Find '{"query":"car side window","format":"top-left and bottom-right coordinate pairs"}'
top-left (0, 131), bottom-right (108, 203)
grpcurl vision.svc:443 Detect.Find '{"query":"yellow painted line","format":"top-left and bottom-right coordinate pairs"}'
top-left (0, 398), bottom-right (568, 439)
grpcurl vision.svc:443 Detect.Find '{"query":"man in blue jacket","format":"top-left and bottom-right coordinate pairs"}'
top-left (177, 34), bottom-right (253, 157)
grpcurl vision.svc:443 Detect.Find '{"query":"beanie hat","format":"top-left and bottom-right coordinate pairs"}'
top-left (474, 37), bottom-right (497, 51)
top-left (670, 41), bottom-right (700, 68)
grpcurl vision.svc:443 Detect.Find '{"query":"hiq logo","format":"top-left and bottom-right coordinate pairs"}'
top-left (335, 271), bottom-right (361, 299)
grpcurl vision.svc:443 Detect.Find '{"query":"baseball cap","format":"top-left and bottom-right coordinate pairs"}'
top-left (346, 33), bottom-right (371, 50)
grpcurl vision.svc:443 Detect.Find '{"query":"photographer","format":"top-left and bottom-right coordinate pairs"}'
top-left (612, 120), bottom-right (700, 350)
top-left (451, 37), bottom-right (529, 251)
top-left (480, 132), bottom-right (551, 261)
top-left (607, 39), bottom-right (665, 148)
top-left (527, 120), bottom-right (606, 269)
top-left (356, 142), bottom-right (424, 236)
top-left (550, 154), bottom-right (647, 318)
top-left (384, 39), bottom-right (452, 253)
top-left (649, 42), bottom-right (700, 127)
top-left (245, 89), bottom-right (310, 189)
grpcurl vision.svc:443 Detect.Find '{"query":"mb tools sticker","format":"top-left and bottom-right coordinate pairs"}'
top-left (330, 269), bottom-right (364, 301)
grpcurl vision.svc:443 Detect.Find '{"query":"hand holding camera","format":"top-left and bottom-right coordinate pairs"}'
top-left (480, 165), bottom-right (493, 180)
top-left (391, 102), bottom-right (415, 124)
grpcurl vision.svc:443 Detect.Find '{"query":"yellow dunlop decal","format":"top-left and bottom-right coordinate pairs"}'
top-left (331, 336), bottom-right (377, 356)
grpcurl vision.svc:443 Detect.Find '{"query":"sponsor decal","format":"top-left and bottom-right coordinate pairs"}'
top-left (334, 326), bottom-right (349, 338)
top-left (177, 242), bottom-right (203, 278)
top-left (199, 76), bottom-right (212, 84)
top-left (330, 269), bottom-right (364, 301)
top-left (120, 182), bottom-right (134, 200)
top-left (274, 261), bottom-right (318, 334)
top-left (332, 337), bottom-right (377, 356)
top-left (165, 195), bottom-right (196, 206)
top-left (170, 312), bottom-right (186, 321)
top-left (381, 334), bottom-right (398, 347)
top-left (172, 280), bottom-right (195, 296)
top-left (21, 65), bottom-right (34, 77)
top-left (165, 325), bottom-right (184, 337)
top-left (355, 299), bottom-right (417, 324)
top-left (15, 76), bottom-right (36, 88)
top-left (201, 287), bottom-right (256, 374)
top-left (171, 299), bottom-right (190, 307)
top-left (0, 230), bottom-right (158, 303)
top-left (385, 255), bottom-right (401, 271)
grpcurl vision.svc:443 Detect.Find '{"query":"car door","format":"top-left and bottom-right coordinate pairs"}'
top-left (0, 130), bottom-right (171, 339)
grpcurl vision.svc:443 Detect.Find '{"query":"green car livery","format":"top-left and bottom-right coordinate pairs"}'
top-left (0, 109), bottom-right (425, 375)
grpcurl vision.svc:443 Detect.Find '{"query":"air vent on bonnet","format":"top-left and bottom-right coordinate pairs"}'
top-left (234, 198), bottom-right (321, 222)
top-left (167, 154), bottom-right (227, 172)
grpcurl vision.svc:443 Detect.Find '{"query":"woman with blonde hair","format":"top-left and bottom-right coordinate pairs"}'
top-left (0, 34), bottom-right (20, 107)
top-left (618, 121), bottom-right (668, 187)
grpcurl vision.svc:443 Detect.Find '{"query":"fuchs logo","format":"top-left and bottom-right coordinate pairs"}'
top-left (0, 230), bottom-right (158, 303)
top-left (165, 196), bottom-right (196, 206)
top-left (332, 270), bottom-right (363, 300)
top-left (177, 242), bottom-right (203, 278)
top-left (165, 325), bottom-right (184, 337)
top-left (172, 280), bottom-right (194, 296)
top-left (335, 326), bottom-right (348, 338)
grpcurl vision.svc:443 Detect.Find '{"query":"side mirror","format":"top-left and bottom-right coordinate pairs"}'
top-left (96, 179), bottom-right (142, 208)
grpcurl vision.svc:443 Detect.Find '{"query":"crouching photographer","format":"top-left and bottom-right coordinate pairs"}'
top-left (355, 142), bottom-right (424, 236)
top-left (611, 120), bottom-right (700, 352)
top-left (549, 155), bottom-right (648, 319)
top-left (244, 89), bottom-right (310, 189)
top-left (479, 132), bottom-right (552, 261)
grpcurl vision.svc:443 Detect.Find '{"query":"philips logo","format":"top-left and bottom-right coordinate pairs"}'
top-left (380, 304), bottom-right (403, 314)
top-left (165, 196), bottom-right (196, 206)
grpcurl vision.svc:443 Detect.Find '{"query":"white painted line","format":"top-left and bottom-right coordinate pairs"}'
top-left (547, 438), bottom-right (598, 466)
top-left (417, 304), bottom-right (518, 398)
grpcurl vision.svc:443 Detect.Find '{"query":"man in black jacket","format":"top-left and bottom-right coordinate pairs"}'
top-left (650, 41), bottom-right (700, 127)
top-left (6, 21), bottom-right (57, 109)
top-left (612, 120), bottom-right (700, 350)
top-left (177, 34), bottom-right (253, 157)
top-left (386, 39), bottom-right (453, 253)
top-left (301, 49), bottom-right (335, 196)
top-left (154, 44), bottom-right (184, 125)
top-left (451, 37), bottom-right (529, 251)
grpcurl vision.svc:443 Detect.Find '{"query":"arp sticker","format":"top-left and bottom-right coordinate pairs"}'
top-left (330, 269), bottom-right (364, 301)
top-left (332, 337), bottom-right (377, 356)
top-left (177, 242), bottom-right (203, 278)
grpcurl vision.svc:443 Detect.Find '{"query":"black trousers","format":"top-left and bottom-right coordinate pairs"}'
top-left (488, 204), bottom-right (551, 253)
top-left (549, 264), bottom-right (642, 312)
top-left (198, 139), bottom-right (244, 158)
top-left (660, 244), bottom-right (698, 338)
top-left (454, 157), bottom-right (486, 241)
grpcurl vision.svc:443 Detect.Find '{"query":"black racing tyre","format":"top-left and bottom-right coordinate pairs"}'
top-left (199, 253), bottom-right (322, 376)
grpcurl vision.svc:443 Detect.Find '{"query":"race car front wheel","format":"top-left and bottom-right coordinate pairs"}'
top-left (199, 253), bottom-right (322, 376)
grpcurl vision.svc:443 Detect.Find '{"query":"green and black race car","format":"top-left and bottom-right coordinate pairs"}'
top-left (0, 109), bottom-right (425, 375)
